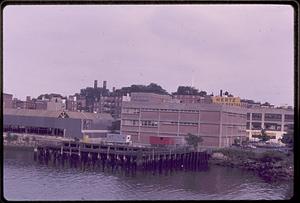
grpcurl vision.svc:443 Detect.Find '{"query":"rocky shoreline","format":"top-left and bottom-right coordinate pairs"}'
top-left (208, 149), bottom-right (294, 182)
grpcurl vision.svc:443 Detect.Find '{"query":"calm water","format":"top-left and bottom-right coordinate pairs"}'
top-left (4, 148), bottom-right (293, 200)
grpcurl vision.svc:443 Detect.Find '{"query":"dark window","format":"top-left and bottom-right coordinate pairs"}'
top-left (264, 123), bottom-right (281, 131)
top-left (247, 113), bottom-right (250, 120)
top-left (284, 124), bottom-right (294, 131)
top-left (284, 114), bottom-right (293, 121)
top-left (252, 113), bottom-right (262, 121)
top-left (265, 113), bottom-right (282, 121)
top-left (251, 122), bottom-right (262, 130)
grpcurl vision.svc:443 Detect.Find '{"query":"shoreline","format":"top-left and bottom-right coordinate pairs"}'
top-left (208, 148), bottom-right (294, 182)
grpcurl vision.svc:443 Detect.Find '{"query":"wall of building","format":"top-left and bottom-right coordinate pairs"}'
top-left (4, 115), bottom-right (83, 138)
top-left (121, 100), bottom-right (247, 148)
top-left (246, 107), bottom-right (294, 143)
top-left (3, 93), bottom-right (13, 108)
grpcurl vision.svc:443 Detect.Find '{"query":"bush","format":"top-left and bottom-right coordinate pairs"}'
top-left (256, 151), bottom-right (286, 162)
top-left (215, 148), bottom-right (256, 160)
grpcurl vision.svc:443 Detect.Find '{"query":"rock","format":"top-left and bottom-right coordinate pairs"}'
top-left (211, 152), bottom-right (229, 160)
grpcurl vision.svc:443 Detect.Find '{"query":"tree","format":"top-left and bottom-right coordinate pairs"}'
top-left (281, 132), bottom-right (293, 147)
top-left (199, 91), bottom-right (207, 97)
top-left (185, 133), bottom-right (203, 150)
top-left (258, 129), bottom-right (270, 142)
top-left (118, 83), bottom-right (169, 95)
top-left (234, 137), bottom-right (241, 146)
top-left (175, 86), bottom-right (199, 95)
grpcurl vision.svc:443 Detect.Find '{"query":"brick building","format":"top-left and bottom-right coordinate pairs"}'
top-left (3, 93), bottom-right (13, 108)
top-left (121, 93), bottom-right (247, 148)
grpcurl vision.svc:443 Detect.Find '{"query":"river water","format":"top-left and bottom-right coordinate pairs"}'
top-left (3, 148), bottom-right (293, 200)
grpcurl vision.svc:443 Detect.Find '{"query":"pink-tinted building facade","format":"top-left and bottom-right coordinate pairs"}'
top-left (120, 93), bottom-right (247, 148)
top-left (3, 93), bottom-right (13, 108)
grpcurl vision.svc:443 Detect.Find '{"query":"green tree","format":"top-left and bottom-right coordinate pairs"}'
top-left (117, 83), bottom-right (169, 95)
top-left (185, 133), bottom-right (203, 150)
top-left (174, 86), bottom-right (199, 95)
top-left (281, 132), bottom-right (293, 147)
top-left (199, 91), bottom-right (207, 97)
top-left (258, 129), bottom-right (270, 142)
top-left (234, 137), bottom-right (241, 146)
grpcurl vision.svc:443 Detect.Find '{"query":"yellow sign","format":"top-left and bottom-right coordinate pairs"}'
top-left (212, 96), bottom-right (241, 106)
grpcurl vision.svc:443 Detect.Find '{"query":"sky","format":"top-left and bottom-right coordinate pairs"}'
top-left (3, 4), bottom-right (294, 106)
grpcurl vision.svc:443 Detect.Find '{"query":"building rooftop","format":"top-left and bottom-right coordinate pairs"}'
top-left (122, 101), bottom-right (246, 113)
top-left (3, 108), bottom-right (113, 120)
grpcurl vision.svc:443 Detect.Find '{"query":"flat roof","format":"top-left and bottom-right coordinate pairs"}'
top-left (122, 101), bottom-right (246, 113)
top-left (3, 108), bottom-right (113, 120)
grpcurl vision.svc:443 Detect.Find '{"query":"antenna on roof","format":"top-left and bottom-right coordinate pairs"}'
top-left (191, 69), bottom-right (194, 87)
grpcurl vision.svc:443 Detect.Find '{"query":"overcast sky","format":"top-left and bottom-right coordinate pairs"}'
top-left (3, 5), bottom-right (294, 106)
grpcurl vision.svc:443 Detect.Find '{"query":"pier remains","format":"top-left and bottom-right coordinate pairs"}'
top-left (34, 140), bottom-right (210, 174)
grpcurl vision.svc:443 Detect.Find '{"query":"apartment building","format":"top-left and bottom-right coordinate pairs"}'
top-left (120, 93), bottom-right (247, 148)
top-left (3, 93), bottom-right (13, 108)
top-left (246, 107), bottom-right (294, 142)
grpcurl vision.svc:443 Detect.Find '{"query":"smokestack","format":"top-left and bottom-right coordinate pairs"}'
top-left (103, 80), bottom-right (107, 90)
top-left (94, 80), bottom-right (98, 89)
top-left (26, 96), bottom-right (31, 101)
top-left (112, 87), bottom-right (116, 92)
top-left (220, 89), bottom-right (223, 97)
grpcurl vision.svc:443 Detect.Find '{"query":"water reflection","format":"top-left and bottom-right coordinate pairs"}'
top-left (4, 148), bottom-right (293, 200)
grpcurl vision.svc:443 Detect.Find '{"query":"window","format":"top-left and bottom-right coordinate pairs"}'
top-left (252, 113), bottom-right (262, 121)
top-left (251, 122), bottom-right (262, 130)
top-left (284, 114), bottom-right (293, 121)
top-left (265, 113), bottom-right (282, 121)
top-left (179, 122), bottom-right (198, 126)
top-left (141, 120), bottom-right (158, 127)
top-left (264, 123), bottom-right (281, 131)
top-left (247, 113), bottom-right (250, 120)
top-left (122, 108), bottom-right (140, 114)
top-left (246, 122), bottom-right (250, 129)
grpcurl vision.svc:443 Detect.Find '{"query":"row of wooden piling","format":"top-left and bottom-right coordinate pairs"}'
top-left (34, 145), bottom-right (209, 174)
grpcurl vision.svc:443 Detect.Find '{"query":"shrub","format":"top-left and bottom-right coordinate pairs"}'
top-left (256, 151), bottom-right (286, 162)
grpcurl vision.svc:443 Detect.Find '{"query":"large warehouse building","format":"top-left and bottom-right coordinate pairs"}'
top-left (3, 108), bottom-right (114, 138)
top-left (246, 107), bottom-right (294, 143)
top-left (121, 93), bottom-right (247, 148)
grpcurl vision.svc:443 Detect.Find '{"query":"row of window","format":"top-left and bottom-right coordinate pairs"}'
top-left (122, 120), bottom-right (199, 126)
top-left (246, 122), bottom-right (294, 131)
top-left (122, 108), bottom-right (200, 113)
top-left (247, 113), bottom-right (293, 121)
top-left (122, 108), bottom-right (233, 115)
